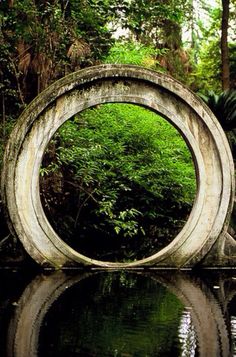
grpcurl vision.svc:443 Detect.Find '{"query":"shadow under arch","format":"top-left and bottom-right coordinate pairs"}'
top-left (7, 270), bottom-right (233, 357)
top-left (198, 270), bottom-right (236, 315)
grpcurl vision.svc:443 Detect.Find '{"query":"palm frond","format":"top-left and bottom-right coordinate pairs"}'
top-left (199, 89), bottom-right (236, 131)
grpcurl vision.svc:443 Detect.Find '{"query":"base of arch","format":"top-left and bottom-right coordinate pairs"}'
top-left (199, 232), bottom-right (236, 268)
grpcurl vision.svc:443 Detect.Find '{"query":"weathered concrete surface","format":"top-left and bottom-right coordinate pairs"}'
top-left (1, 64), bottom-right (235, 268)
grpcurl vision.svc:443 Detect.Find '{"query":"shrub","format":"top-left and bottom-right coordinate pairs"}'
top-left (40, 103), bottom-right (196, 260)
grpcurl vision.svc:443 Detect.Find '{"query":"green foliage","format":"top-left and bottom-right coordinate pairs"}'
top-left (42, 273), bottom-right (184, 356)
top-left (66, 0), bottom-right (116, 60)
top-left (199, 89), bottom-right (236, 131)
top-left (0, 0), bottom-right (115, 111)
top-left (190, 39), bottom-right (222, 93)
top-left (189, 2), bottom-right (236, 93)
top-left (187, 5), bottom-right (222, 92)
top-left (229, 43), bottom-right (236, 86)
top-left (198, 89), bottom-right (236, 174)
top-left (1, 0), bottom-right (222, 255)
top-left (103, 40), bottom-right (160, 68)
top-left (103, 0), bottom-right (193, 84)
top-left (0, 0), bottom-right (117, 178)
top-left (41, 104), bottom-right (196, 260)
top-left (114, 0), bottom-right (190, 46)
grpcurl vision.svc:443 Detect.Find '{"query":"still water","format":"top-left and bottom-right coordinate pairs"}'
top-left (0, 268), bottom-right (236, 356)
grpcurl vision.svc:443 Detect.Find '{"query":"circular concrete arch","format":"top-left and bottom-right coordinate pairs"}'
top-left (1, 64), bottom-right (235, 268)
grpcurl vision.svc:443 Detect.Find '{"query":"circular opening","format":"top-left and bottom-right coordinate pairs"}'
top-left (40, 103), bottom-right (196, 262)
top-left (3, 65), bottom-right (233, 268)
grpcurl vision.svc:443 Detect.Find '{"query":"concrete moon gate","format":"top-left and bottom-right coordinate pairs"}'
top-left (1, 64), bottom-right (235, 268)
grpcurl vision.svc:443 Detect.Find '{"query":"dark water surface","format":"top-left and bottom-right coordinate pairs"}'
top-left (1, 268), bottom-right (236, 356)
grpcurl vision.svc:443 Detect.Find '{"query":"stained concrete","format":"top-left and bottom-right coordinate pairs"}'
top-left (1, 64), bottom-right (236, 268)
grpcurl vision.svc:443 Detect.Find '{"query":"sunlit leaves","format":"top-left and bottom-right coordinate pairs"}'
top-left (42, 104), bottom-right (196, 241)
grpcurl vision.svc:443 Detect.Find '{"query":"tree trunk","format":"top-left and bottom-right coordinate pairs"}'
top-left (2, 94), bottom-right (6, 142)
top-left (221, 0), bottom-right (230, 90)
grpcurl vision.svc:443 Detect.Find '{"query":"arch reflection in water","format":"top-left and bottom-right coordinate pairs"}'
top-left (7, 271), bottom-right (233, 357)
top-left (178, 310), bottom-right (197, 355)
top-left (232, 317), bottom-right (236, 355)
